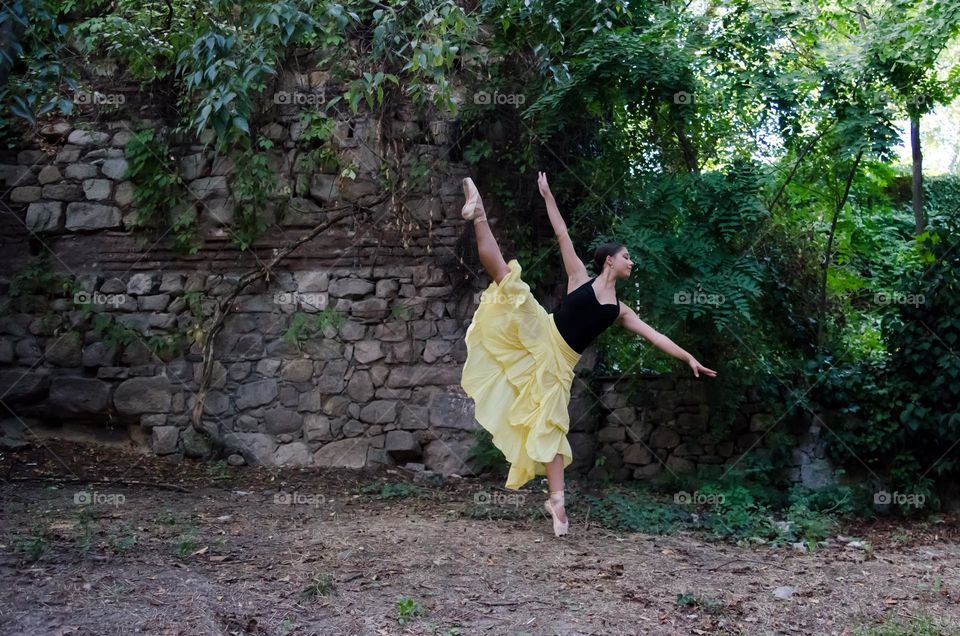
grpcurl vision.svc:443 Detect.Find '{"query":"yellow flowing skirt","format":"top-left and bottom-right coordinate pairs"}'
top-left (460, 259), bottom-right (582, 490)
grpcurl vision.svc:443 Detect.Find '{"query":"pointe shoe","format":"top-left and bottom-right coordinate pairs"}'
top-left (544, 490), bottom-right (569, 537)
top-left (461, 177), bottom-right (486, 222)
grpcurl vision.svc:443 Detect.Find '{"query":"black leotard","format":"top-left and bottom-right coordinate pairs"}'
top-left (551, 277), bottom-right (620, 354)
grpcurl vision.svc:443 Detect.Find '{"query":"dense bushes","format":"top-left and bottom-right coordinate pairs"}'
top-left (817, 201), bottom-right (960, 506)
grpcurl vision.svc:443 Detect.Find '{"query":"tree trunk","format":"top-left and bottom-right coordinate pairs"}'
top-left (911, 113), bottom-right (925, 234)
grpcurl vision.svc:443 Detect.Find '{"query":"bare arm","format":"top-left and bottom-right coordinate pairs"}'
top-left (538, 171), bottom-right (588, 279)
top-left (617, 303), bottom-right (718, 377)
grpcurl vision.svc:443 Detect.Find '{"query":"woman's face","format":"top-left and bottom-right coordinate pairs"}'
top-left (607, 247), bottom-right (633, 279)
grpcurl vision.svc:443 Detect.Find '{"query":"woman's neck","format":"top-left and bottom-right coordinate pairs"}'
top-left (595, 269), bottom-right (617, 289)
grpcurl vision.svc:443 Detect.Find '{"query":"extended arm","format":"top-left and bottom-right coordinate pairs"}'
top-left (538, 171), bottom-right (588, 279)
top-left (617, 303), bottom-right (718, 378)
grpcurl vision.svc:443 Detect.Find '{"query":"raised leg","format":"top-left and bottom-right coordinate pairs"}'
top-left (463, 178), bottom-right (510, 284)
top-left (473, 218), bottom-right (511, 285)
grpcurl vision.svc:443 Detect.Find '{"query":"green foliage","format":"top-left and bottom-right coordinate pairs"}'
top-left (174, 2), bottom-right (317, 145)
top-left (174, 524), bottom-right (200, 559)
top-left (0, 0), bottom-right (487, 245)
top-left (395, 596), bottom-right (425, 626)
top-left (74, 506), bottom-right (97, 557)
top-left (0, 0), bottom-right (79, 135)
top-left (302, 573), bottom-right (335, 599)
top-left (294, 111), bottom-right (339, 182)
top-left (854, 613), bottom-right (960, 636)
top-left (466, 428), bottom-right (507, 474)
top-left (13, 522), bottom-right (50, 563)
top-left (863, 0), bottom-right (960, 118)
top-left (230, 138), bottom-right (279, 250)
top-left (612, 163), bottom-right (767, 335)
top-left (675, 592), bottom-right (722, 614)
top-left (364, 0), bottom-right (477, 112)
top-left (71, 0), bottom-right (190, 83)
top-left (106, 523), bottom-right (139, 554)
top-left (926, 175), bottom-right (960, 223)
top-left (360, 482), bottom-right (423, 499)
top-left (588, 468), bottom-right (873, 544)
top-left (282, 308), bottom-right (346, 345)
top-left (125, 127), bottom-right (201, 254)
top-left (88, 310), bottom-right (182, 361)
top-left (1, 254), bottom-right (74, 313)
top-left (205, 460), bottom-right (231, 482)
top-left (817, 212), bottom-right (960, 503)
top-left (585, 488), bottom-right (692, 535)
top-left (462, 139), bottom-right (492, 165)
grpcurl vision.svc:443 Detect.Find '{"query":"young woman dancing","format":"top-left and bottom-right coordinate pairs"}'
top-left (459, 172), bottom-right (718, 537)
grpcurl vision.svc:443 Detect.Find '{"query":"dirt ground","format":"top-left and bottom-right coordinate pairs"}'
top-left (2, 440), bottom-right (960, 636)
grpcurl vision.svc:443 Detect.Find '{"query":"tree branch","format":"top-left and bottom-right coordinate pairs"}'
top-left (817, 149), bottom-right (863, 349)
top-left (190, 200), bottom-right (386, 433)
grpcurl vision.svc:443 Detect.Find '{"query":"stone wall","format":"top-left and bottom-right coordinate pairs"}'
top-left (0, 75), bottom-right (516, 474)
top-left (566, 375), bottom-right (833, 489)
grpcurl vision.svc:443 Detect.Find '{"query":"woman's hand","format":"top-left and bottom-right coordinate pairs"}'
top-left (687, 356), bottom-right (717, 378)
top-left (537, 171), bottom-right (553, 200)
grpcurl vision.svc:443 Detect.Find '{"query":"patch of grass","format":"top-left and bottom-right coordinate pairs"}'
top-left (890, 529), bottom-right (914, 546)
top-left (75, 506), bottom-right (97, 557)
top-left (13, 522), bottom-right (50, 563)
top-left (696, 483), bottom-right (776, 541)
top-left (106, 523), bottom-right (139, 554)
top-left (917, 575), bottom-right (947, 602)
top-left (396, 596), bottom-right (425, 625)
top-left (676, 592), bottom-right (724, 614)
top-left (465, 502), bottom-right (540, 522)
top-left (585, 488), bottom-right (692, 535)
top-left (853, 613), bottom-right (960, 635)
top-left (174, 525), bottom-right (200, 559)
top-left (103, 583), bottom-right (128, 602)
top-left (205, 460), bottom-right (231, 482)
top-left (302, 573), bottom-right (335, 599)
top-left (586, 475), bottom-right (869, 545)
top-left (779, 500), bottom-right (838, 549)
top-left (360, 482), bottom-right (423, 499)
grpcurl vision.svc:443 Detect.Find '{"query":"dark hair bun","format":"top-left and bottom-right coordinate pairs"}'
top-left (592, 242), bottom-right (625, 274)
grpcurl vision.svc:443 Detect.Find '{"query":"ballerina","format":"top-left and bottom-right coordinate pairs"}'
top-left (459, 172), bottom-right (717, 537)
